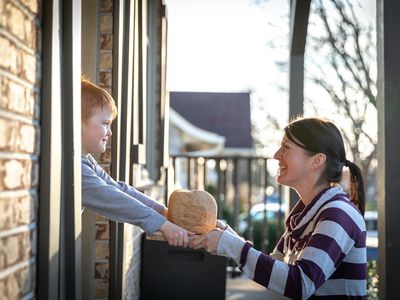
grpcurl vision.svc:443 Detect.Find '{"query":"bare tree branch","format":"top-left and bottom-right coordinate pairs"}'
top-left (308, 0), bottom-right (377, 178)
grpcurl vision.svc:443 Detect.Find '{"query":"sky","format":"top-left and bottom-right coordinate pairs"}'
top-left (164, 0), bottom-right (376, 156)
top-left (165, 0), bottom-right (290, 155)
top-left (164, 0), bottom-right (375, 91)
top-left (165, 0), bottom-right (288, 93)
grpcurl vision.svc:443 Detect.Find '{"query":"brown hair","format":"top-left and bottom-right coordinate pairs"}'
top-left (81, 78), bottom-right (117, 122)
top-left (284, 117), bottom-right (365, 216)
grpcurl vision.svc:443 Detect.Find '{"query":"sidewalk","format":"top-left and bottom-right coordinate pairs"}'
top-left (226, 275), bottom-right (289, 300)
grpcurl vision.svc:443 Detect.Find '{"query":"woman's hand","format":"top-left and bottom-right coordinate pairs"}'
top-left (159, 220), bottom-right (195, 247)
top-left (189, 229), bottom-right (223, 254)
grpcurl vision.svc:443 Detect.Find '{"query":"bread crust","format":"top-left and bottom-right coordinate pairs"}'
top-left (167, 189), bottom-right (217, 234)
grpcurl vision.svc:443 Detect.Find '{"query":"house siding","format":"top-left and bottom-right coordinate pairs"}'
top-left (0, 0), bottom-right (42, 299)
top-left (90, 1), bottom-right (167, 299)
top-left (92, 0), bottom-right (113, 298)
top-left (0, 0), bottom-right (168, 298)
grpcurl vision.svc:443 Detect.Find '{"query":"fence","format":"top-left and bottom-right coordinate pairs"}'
top-left (166, 154), bottom-right (286, 253)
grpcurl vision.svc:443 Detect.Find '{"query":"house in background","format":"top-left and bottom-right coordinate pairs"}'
top-left (169, 108), bottom-right (226, 156)
top-left (169, 91), bottom-right (254, 156)
top-left (168, 91), bottom-right (255, 193)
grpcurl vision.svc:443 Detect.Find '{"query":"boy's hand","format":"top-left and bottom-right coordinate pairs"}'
top-left (161, 208), bottom-right (168, 217)
top-left (159, 220), bottom-right (195, 247)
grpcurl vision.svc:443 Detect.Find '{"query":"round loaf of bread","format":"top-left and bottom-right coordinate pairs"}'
top-left (167, 189), bottom-right (217, 234)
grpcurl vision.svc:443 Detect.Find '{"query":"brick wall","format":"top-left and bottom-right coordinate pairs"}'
top-left (95, 2), bottom-right (145, 299)
top-left (0, 0), bottom-right (41, 299)
top-left (93, 214), bottom-right (110, 299)
top-left (93, 0), bottom-right (113, 298)
top-left (90, 1), bottom-right (167, 299)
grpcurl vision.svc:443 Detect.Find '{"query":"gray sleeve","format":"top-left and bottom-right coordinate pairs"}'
top-left (92, 160), bottom-right (166, 214)
top-left (81, 160), bottom-right (166, 234)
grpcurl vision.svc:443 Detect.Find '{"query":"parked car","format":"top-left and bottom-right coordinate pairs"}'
top-left (238, 202), bottom-right (286, 252)
top-left (239, 205), bottom-right (378, 258)
top-left (256, 192), bottom-right (285, 206)
top-left (365, 210), bottom-right (378, 260)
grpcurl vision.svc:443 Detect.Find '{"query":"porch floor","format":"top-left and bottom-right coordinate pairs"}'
top-left (226, 275), bottom-right (288, 300)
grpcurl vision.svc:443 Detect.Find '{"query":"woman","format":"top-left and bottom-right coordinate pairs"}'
top-left (190, 117), bottom-right (367, 299)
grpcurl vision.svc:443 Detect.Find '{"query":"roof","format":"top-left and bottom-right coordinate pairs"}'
top-left (170, 91), bottom-right (253, 148)
top-left (169, 108), bottom-right (225, 155)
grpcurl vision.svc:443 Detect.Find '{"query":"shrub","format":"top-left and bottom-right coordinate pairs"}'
top-left (367, 260), bottom-right (379, 299)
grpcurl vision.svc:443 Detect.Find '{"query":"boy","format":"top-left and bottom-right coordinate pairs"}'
top-left (81, 79), bottom-right (193, 247)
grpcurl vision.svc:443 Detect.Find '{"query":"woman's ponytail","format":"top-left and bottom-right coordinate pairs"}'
top-left (346, 161), bottom-right (365, 216)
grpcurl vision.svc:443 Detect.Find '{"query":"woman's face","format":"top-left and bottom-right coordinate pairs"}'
top-left (273, 135), bottom-right (313, 189)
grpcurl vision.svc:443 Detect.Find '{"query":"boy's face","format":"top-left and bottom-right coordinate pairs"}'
top-left (81, 107), bottom-right (113, 156)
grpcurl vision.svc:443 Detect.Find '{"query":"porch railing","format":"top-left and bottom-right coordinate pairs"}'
top-left (166, 154), bottom-right (286, 253)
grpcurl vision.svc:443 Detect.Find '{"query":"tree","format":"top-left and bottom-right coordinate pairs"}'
top-left (249, 0), bottom-right (377, 200)
top-left (306, 0), bottom-right (377, 192)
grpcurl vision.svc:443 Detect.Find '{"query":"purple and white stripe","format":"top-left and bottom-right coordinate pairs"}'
top-left (217, 186), bottom-right (367, 300)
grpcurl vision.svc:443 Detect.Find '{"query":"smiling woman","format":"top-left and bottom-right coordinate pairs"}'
top-left (190, 117), bottom-right (367, 299)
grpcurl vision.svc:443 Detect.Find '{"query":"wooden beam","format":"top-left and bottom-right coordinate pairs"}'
top-left (288, 0), bottom-right (311, 208)
top-left (37, 0), bottom-right (62, 298)
top-left (60, 0), bottom-right (82, 298)
top-left (377, 0), bottom-right (400, 298)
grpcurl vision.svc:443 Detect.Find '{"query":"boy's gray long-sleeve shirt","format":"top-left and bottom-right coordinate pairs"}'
top-left (81, 154), bottom-right (167, 234)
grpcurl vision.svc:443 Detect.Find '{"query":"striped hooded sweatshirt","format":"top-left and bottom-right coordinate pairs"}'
top-left (218, 186), bottom-right (367, 299)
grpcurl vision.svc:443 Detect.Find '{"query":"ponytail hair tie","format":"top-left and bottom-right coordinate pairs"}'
top-left (344, 159), bottom-right (351, 167)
